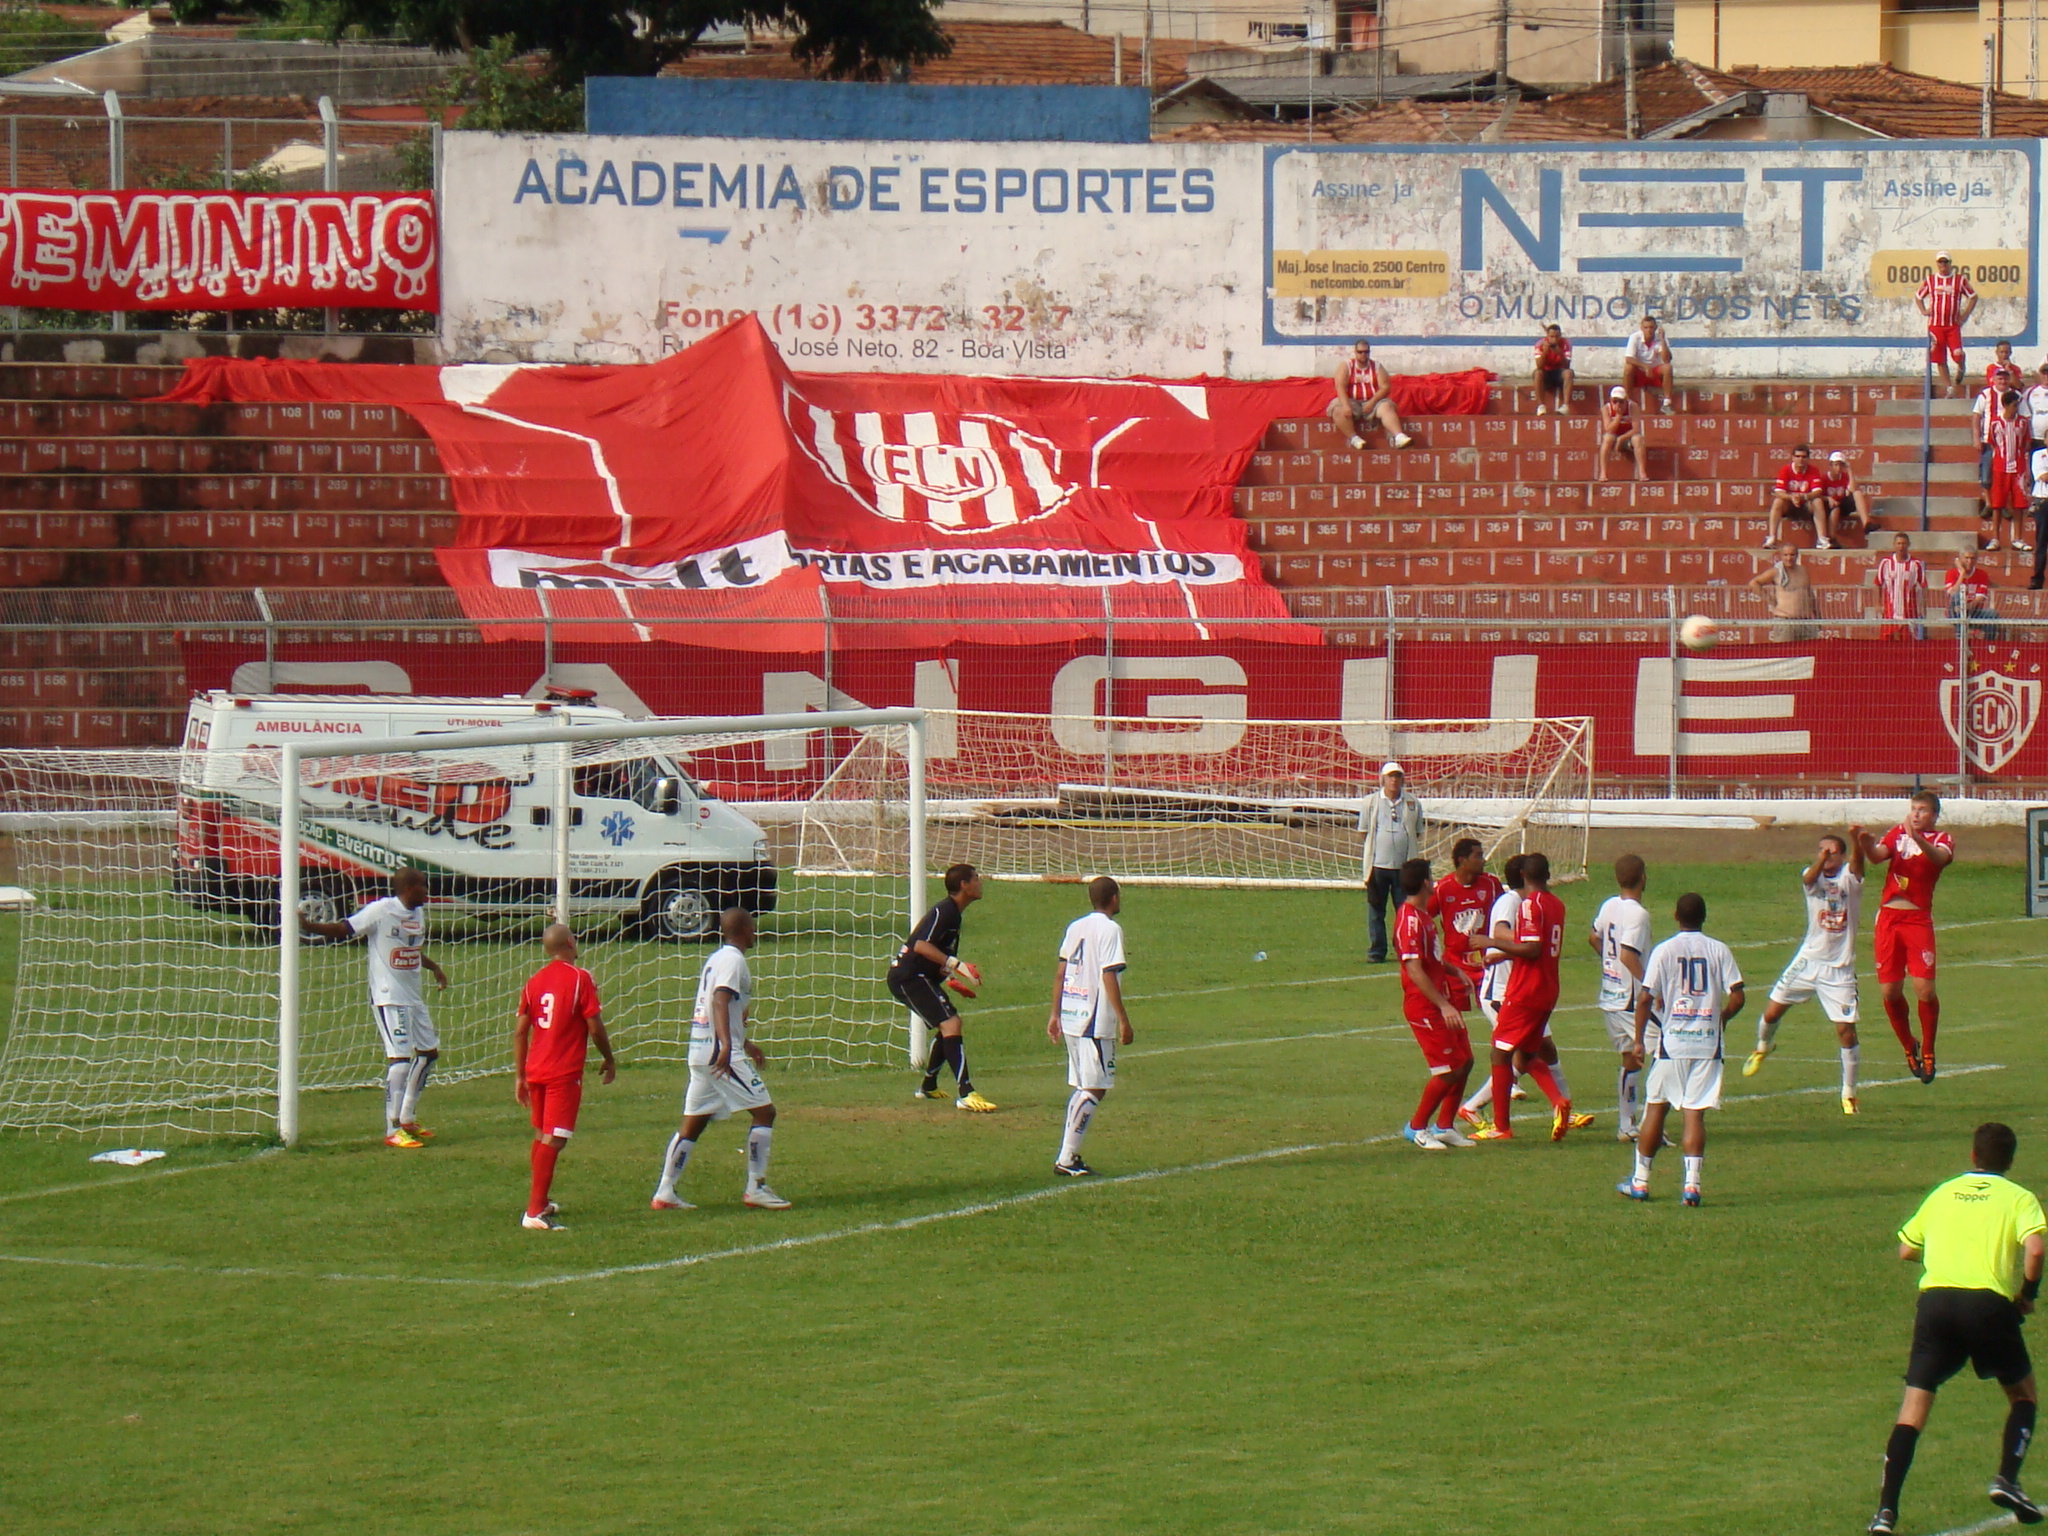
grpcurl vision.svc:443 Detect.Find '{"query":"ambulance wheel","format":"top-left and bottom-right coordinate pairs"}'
top-left (632, 876), bottom-right (715, 941)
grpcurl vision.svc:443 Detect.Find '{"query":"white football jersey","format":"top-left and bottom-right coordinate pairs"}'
top-left (348, 895), bottom-right (426, 1007)
top-left (1057, 911), bottom-right (1127, 1038)
top-left (1480, 888), bottom-right (1522, 1004)
top-left (1643, 931), bottom-right (1744, 1061)
top-left (689, 944), bottom-right (753, 1064)
top-left (1593, 895), bottom-right (1653, 1011)
top-left (1796, 866), bottom-right (1863, 973)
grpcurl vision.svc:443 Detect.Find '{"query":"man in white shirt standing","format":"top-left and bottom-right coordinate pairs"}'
top-left (1618, 892), bottom-right (1745, 1207)
top-left (1047, 876), bottom-right (1133, 1178)
top-left (298, 866), bottom-right (447, 1148)
top-left (1590, 854), bottom-right (1654, 1142)
top-left (1622, 315), bottom-right (1676, 415)
top-left (1743, 832), bottom-right (1866, 1115)
top-left (1359, 761), bottom-right (1423, 964)
top-left (651, 906), bottom-right (789, 1211)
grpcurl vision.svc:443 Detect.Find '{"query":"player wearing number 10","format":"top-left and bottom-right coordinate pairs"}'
top-left (513, 924), bottom-right (617, 1231)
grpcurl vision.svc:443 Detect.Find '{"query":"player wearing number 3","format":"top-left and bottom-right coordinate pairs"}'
top-left (513, 924), bottom-right (617, 1231)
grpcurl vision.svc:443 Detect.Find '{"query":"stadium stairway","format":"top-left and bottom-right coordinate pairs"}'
top-left (0, 363), bottom-right (2038, 747)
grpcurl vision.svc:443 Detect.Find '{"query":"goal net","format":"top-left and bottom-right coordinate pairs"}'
top-left (0, 709), bottom-right (921, 1140)
top-left (919, 711), bottom-right (1594, 889)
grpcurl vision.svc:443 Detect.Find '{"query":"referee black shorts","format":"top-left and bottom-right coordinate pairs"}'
top-left (887, 972), bottom-right (959, 1028)
top-left (1905, 1287), bottom-right (2033, 1391)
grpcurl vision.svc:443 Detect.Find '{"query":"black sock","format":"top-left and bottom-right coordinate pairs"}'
top-left (949, 1035), bottom-right (973, 1096)
top-left (1881, 1422), bottom-right (1920, 1509)
top-left (2002, 1399), bottom-right (2037, 1482)
top-left (920, 1040), bottom-right (941, 1090)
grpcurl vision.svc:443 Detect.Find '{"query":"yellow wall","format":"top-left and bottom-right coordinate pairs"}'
top-left (1889, 7), bottom-right (1986, 83)
top-left (1673, 0), bottom-right (1883, 70)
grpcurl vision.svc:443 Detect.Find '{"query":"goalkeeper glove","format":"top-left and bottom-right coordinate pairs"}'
top-left (945, 959), bottom-right (982, 999)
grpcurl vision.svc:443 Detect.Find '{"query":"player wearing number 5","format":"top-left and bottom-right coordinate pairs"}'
top-left (1618, 893), bottom-right (1744, 1206)
top-left (513, 924), bottom-right (617, 1231)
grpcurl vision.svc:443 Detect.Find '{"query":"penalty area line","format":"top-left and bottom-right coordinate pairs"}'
top-left (1927, 1516), bottom-right (2016, 1536)
top-left (0, 1145), bottom-right (283, 1207)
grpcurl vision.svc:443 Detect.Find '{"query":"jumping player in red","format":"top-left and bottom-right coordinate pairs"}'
top-left (513, 923), bottom-right (618, 1230)
top-left (1859, 793), bottom-right (1955, 1083)
top-left (1395, 858), bottom-right (1476, 1150)
top-left (1476, 851), bottom-right (1575, 1141)
top-left (1433, 837), bottom-right (1502, 1014)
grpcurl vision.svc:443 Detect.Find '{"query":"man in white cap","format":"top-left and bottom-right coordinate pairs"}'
top-left (1822, 450), bottom-right (1872, 544)
top-left (1917, 253), bottom-right (1978, 399)
top-left (1360, 761), bottom-right (1424, 964)
top-left (1598, 386), bottom-right (1646, 483)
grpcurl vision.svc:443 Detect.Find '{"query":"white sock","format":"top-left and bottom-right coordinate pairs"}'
top-left (1683, 1153), bottom-right (1704, 1190)
top-left (1632, 1150), bottom-right (1653, 1187)
top-left (399, 1052), bottom-right (434, 1124)
top-left (1758, 1014), bottom-right (1783, 1048)
top-left (1548, 1058), bottom-right (1572, 1099)
top-left (1842, 1045), bottom-right (1861, 1095)
top-left (1059, 1091), bottom-right (1099, 1164)
top-left (1463, 1078), bottom-right (1496, 1112)
top-left (655, 1133), bottom-right (694, 1198)
top-left (383, 1059), bottom-right (409, 1132)
top-left (1617, 1063), bottom-right (1640, 1133)
top-left (745, 1126), bottom-right (773, 1189)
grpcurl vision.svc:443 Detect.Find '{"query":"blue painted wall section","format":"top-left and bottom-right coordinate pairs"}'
top-left (585, 77), bottom-right (1151, 144)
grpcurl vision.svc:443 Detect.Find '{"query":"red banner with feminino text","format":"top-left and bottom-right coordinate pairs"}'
top-left (0, 190), bottom-right (437, 310)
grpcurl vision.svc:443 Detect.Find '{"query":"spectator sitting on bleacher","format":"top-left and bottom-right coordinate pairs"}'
top-left (1946, 549), bottom-right (1998, 636)
top-left (1877, 532), bottom-right (1927, 641)
top-left (1984, 390), bottom-right (2033, 554)
top-left (1765, 443), bottom-right (1829, 548)
top-left (1822, 452), bottom-right (1873, 543)
top-left (1532, 325), bottom-right (1574, 417)
top-left (1598, 387), bottom-right (1646, 483)
top-left (1621, 315), bottom-right (1675, 416)
top-left (1750, 542), bottom-right (1819, 643)
top-left (1328, 339), bottom-right (1414, 452)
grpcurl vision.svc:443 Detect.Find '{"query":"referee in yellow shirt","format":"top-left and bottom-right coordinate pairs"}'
top-left (1871, 1122), bottom-right (2047, 1534)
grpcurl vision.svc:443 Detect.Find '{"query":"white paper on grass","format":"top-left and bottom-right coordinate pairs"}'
top-left (0, 885), bottom-right (34, 910)
top-left (88, 1149), bottom-right (166, 1166)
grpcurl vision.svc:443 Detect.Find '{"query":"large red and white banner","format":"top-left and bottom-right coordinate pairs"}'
top-left (182, 635), bottom-right (2048, 785)
top-left (0, 191), bottom-right (437, 310)
top-left (156, 317), bottom-right (1328, 645)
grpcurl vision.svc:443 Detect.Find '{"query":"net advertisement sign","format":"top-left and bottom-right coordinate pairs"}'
top-left (440, 136), bottom-right (2040, 378)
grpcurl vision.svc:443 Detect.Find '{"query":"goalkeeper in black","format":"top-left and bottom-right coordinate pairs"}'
top-left (889, 863), bottom-right (995, 1112)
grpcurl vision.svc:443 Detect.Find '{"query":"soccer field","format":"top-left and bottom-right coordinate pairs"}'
top-left (0, 860), bottom-right (2040, 1536)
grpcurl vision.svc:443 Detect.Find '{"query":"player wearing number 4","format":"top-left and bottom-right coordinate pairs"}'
top-left (1048, 877), bottom-right (1133, 1178)
top-left (890, 862), bottom-right (995, 1112)
top-left (1618, 893), bottom-right (1745, 1206)
top-left (1743, 833), bottom-right (1865, 1114)
top-left (513, 924), bottom-right (617, 1231)
top-left (298, 866), bottom-right (447, 1149)
top-left (651, 907), bottom-right (790, 1211)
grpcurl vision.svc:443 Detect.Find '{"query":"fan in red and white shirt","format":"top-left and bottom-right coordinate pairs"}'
top-left (1985, 339), bottom-right (2023, 395)
top-left (1598, 386), bottom-right (1647, 483)
top-left (1532, 324), bottom-right (1574, 416)
top-left (1327, 338), bottom-right (1414, 452)
top-left (1984, 393), bottom-right (2036, 552)
top-left (1766, 443), bottom-right (1829, 547)
top-left (1856, 797), bottom-right (1955, 1082)
top-left (1916, 253), bottom-right (1979, 397)
top-left (1875, 532), bottom-right (1926, 640)
top-left (1820, 450), bottom-right (1871, 542)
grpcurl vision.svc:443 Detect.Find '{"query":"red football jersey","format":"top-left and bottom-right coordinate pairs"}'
top-left (1534, 336), bottom-right (1572, 369)
top-left (1503, 888), bottom-right (1566, 1012)
top-left (519, 959), bottom-right (601, 1082)
top-left (1602, 398), bottom-right (1633, 433)
top-left (1395, 901), bottom-right (1452, 1009)
top-left (1879, 824), bottom-right (1954, 913)
top-left (1822, 464), bottom-right (1852, 493)
top-left (1774, 463), bottom-right (1824, 495)
top-left (1990, 413), bottom-right (2032, 472)
top-left (1918, 270), bottom-right (1975, 328)
top-left (1433, 871), bottom-right (1504, 979)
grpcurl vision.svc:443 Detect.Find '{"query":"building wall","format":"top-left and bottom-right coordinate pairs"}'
top-left (1889, 7), bottom-right (1985, 83)
top-left (1380, 0), bottom-right (1606, 86)
top-left (1673, 0), bottom-right (1883, 71)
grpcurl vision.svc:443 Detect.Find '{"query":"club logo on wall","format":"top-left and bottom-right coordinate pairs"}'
top-left (785, 388), bottom-right (1077, 532)
top-left (1941, 656), bottom-right (2042, 774)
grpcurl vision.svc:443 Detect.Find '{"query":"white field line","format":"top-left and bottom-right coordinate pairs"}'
top-left (1927, 1515), bottom-right (2016, 1536)
top-left (0, 1064), bottom-right (2007, 1291)
top-left (0, 1146), bottom-right (282, 1207)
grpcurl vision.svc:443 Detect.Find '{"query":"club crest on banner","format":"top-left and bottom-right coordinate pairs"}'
top-left (1941, 662), bottom-right (2042, 774)
top-left (785, 388), bottom-right (1077, 533)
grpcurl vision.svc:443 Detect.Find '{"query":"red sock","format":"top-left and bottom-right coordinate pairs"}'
top-left (1525, 1059), bottom-right (1568, 1109)
top-left (1883, 994), bottom-right (1919, 1054)
top-left (1411, 1075), bottom-right (1452, 1131)
top-left (1436, 1067), bottom-right (1472, 1129)
top-left (527, 1140), bottom-right (561, 1218)
top-left (1490, 1059), bottom-right (1516, 1134)
top-left (1919, 997), bottom-right (1940, 1055)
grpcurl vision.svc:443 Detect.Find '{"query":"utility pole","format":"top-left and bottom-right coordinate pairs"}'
top-left (1495, 0), bottom-right (1510, 97)
top-left (2032, 0), bottom-right (2039, 98)
top-left (1623, 2), bottom-right (1639, 139)
top-left (1375, 0), bottom-right (1385, 105)
top-left (1984, 33), bottom-right (1996, 137)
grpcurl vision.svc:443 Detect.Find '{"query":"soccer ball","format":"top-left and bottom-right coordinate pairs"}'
top-left (1679, 615), bottom-right (1720, 652)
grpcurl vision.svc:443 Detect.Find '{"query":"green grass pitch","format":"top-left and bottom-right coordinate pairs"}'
top-left (0, 859), bottom-right (2041, 1536)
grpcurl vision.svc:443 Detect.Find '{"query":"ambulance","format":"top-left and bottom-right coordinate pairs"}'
top-left (173, 691), bottom-right (778, 939)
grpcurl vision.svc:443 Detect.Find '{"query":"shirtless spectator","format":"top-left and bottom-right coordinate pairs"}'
top-left (1765, 443), bottom-right (1829, 548)
top-left (1821, 451), bottom-right (1872, 543)
top-left (1750, 542), bottom-right (1819, 643)
top-left (1532, 324), bottom-right (1574, 417)
top-left (1328, 338), bottom-right (1413, 452)
top-left (1622, 315), bottom-right (1675, 415)
top-left (1598, 386), bottom-right (1646, 483)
